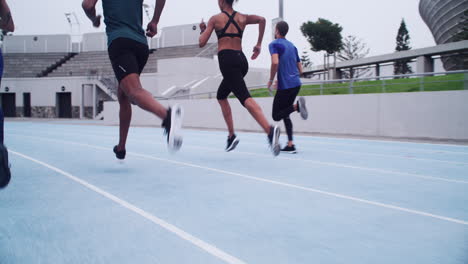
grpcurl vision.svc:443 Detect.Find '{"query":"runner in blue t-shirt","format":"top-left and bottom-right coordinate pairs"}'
top-left (82, 0), bottom-right (183, 159)
top-left (0, 0), bottom-right (14, 188)
top-left (268, 21), bottom-right (308, 154)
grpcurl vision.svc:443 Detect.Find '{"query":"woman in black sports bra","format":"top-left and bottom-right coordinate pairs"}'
top-left (199, 0), bottom-right (281, 156)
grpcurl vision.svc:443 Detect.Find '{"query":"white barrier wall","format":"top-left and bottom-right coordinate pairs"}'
top-left (103, 90), bottom-right (468, 141)
top-left (3, 35), bottom-right (71, 53)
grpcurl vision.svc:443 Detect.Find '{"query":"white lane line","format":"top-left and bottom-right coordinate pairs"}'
top-left (9, 133), bottom-right (468, 184)
top-left (10, 127), bottom-right (468, 156)
top-left (16, 125), bottom-right (468, 159)
top-left (234, 150), bottom-right (468, 185)
top-left (9, 135), bottom-right (468, 226)
top-left (182, 131), bottom-right (468, 155)
top-left (9, 149), bottom-right (246, 264)
top-left (185, 137), bottom-right (468, 166)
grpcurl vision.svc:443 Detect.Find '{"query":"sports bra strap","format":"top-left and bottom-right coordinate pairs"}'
top-left (216, 11), bottom-right (243, 39)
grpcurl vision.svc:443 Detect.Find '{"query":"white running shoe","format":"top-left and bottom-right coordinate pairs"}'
top-left (298, 97), bottom-right (308, 120)
top-left (163, 104), bottom-right (184, 153)
top-left (268, 125), bottom-right (281, 156)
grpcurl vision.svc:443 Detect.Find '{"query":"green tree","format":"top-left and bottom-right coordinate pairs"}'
top-left (394, 19), bottom-right (413, 76)
top-left (300, 18), bottom-right (343, 54)
top-left (300, 50), bottom-right (312, 68)
top-left (337, 35), bottom-right (370, 79)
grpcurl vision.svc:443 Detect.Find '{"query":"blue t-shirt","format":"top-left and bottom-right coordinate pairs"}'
top-left (269, 38), bottom-right (301, 90)
top-left (0, 48), bottom-right (3, 81)
top-left (102, 0), bottom-right (147, 47)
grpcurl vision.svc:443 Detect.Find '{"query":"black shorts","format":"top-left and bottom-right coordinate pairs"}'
top-left (272, 86), bottom-right (301, 121)
top-left (108, 38), bottom-right (149, 83)
top-left (217, 49), bottom-right (251, 106)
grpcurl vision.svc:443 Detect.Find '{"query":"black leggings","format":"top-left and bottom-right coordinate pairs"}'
top-left (217, 50), bottom-right (251, 106)
top-left (272, 87), bottom-right (300, 141)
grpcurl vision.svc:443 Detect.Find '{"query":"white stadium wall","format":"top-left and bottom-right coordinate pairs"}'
top-left (81, 32), bottom-right (160, 52)
top-left (160, 24), bottom-right (216, 48)
top-left (3, 35), bottom-right (71, 53)
top-left (81, 33), bottom-right (108, 52)
top-left (79, 23), bottom-right (214, 51)
top-left (2, 23), bottom-right (212, 54)
top-left (103, 90), bottom-right (468, 141)
top-left (1, 77), bottom-right (88, 106)
top-left (0, 77), bottom-right (107, 118)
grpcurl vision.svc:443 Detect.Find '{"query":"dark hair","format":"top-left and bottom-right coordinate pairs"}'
top-left (225, 0), bottom-right (238, 6)
top-left (276, 21), bottom-right (289, 37)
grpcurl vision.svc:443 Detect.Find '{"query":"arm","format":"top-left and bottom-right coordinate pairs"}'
top-left (297, 62), bottom-right (303, 76)
top-left (246, 14), bottom-right (266, 60)
top-left (146, 0), bottom-right (166, 37)
top-left (199, 16), bottom-right (215, 48)
top-left (295, 48), bottom-right (303, 76)
top-left (0, 0), bottom-right (14, 32)
top-left (269, 53), bottom-right (279, 85)
top-left (82, 0), bottom-right (101, 28)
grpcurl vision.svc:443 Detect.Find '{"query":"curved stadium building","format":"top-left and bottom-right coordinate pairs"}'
top-left (419, 0), bottom-right (468, 70)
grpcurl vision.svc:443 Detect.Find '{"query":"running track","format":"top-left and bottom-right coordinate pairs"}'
top-left (1, 120), bottom-right (467, 264)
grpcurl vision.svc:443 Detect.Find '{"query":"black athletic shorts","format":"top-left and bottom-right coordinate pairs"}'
top-left (108, 37), bottom-right (149, 83)
top-left (217, 49), bottom-right (251, 106)
top-left (272, 86), bottom-right (300, 121)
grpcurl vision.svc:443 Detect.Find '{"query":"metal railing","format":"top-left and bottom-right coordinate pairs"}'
top-left (159, 70), bottom-right (468, 100)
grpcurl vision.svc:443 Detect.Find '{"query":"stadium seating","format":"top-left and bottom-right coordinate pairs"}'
top-left (2, 43), bottom-right (217, 79)
top-left (47, 44), bottom-right (217, 78)
top-left (2, 53), bottom-right (70, 78)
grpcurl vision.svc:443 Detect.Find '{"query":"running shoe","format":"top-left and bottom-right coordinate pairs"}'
top-left (0, 144), bottom-right (11, 189)
top-left (226, 134), bottom-right (239, 152)
top-left (113, 145), bottom-right (126, 160)
top-left (297, 97), bottom-right (308, 120)
top-left (281, 145), bottom-right (297, 154)
top-left (162, 104), bottom-right (184, 153)
top-left (267, 125), bottom-right (281, 156)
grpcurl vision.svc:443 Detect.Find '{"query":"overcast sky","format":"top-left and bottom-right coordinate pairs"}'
top-left (9, 0), bottom-right (435, 68)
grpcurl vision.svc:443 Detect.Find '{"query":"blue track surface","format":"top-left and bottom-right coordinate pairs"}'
top-left (1, 121), bottom-right (467, 264)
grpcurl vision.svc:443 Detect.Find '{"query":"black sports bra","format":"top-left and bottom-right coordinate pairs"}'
top-left (216, 11), bottom-right (244, 40)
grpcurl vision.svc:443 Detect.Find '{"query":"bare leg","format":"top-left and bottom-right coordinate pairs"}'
top-left (218, 99), bottom-right (235, 137)
top-left (120, 74), bottom-right (167, 119)
top-left (244, 98), bottom-right (271, 134)
top-left (116, 73), bottom-right (169, 151)
top-left (117, 87), bottom-right (131, 151)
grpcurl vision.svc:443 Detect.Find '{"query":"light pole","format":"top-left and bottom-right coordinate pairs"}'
top-left (279, 0), bottom-right (284, 19)
top-left (272, 0), bottom-right (284, 40)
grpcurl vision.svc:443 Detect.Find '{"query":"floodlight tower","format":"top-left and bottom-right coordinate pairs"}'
top-left (143, 3), bottom-right (154, 21)
top-left (65, 12), bottom-right (81, 45)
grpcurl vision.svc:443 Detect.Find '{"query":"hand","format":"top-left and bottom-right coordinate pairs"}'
top-left (146, 21), bottom-right (158, 38)
top-left (199, 20), bottom-right (207, 34)
top-left (92, 15), bottom-right (101, 28)
top-left (251, 44), bottom-right (261, 60)
top-left (267, 80), bottom-right (276, 96)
